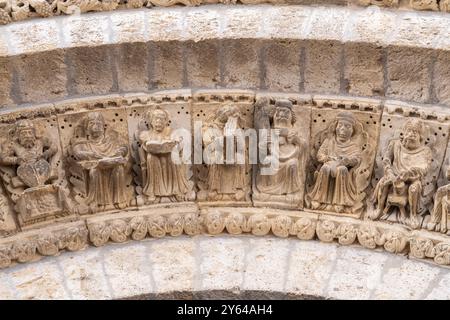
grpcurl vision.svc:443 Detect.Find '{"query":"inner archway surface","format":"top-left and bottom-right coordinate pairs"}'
top-left (1, 234), bottom-right (449, 300)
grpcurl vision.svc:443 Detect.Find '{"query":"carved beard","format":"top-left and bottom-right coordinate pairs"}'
top-left (20, 137), bottom-right (36, 149)
top-left (274, 114), bottom-right (290, 128)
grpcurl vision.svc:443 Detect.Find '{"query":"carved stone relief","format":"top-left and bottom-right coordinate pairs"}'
top-left (58, 109), bottom-right (135, 215)
top-left (125, 91), bottom-right (195, 207)
top-left (3, 92), bottom-right (450, 269)
top-left (368, 103), bottom-right (450, 229)
top-left (305, 97), bottom-right (382, 218)
top-left (0, 117), bottom-right (75, 229)
top-left (425, 134), bottom-right (450, 234)
top-left (252, 93), bottom-right (311, 210)
top-left (193, 90), bottom-right (255, 207)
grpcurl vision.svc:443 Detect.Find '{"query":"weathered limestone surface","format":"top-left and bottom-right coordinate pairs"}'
top-left (386, 47), bottom-right (433, 103)
top-left (304, 41), bottom-right (341, 94)
top-left (1, 235), bottom-right (449, 300)
top-left (0, 6), bottom-right (450, 107)
top-left (0, 0), bottom-right (450, 28)
top-left (14, 50), bottom-right (68, 103)
top-left (344, 43), bottom-right (384, 96)
top-left (66, 46), bottom-right (115, 95)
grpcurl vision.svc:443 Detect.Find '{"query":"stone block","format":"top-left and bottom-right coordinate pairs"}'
top-left (8, 20), bottom-right (59, 55)
top-left (344, 43), bottom-right (384, 96)
top-left (264, 40), bottom-right (302, 92)
top-left (111, 11), bottom-right (146, 43)
top-left (185, 41), bottom-right (220, 88)
top-left (185, 8), bottom-right (220, 42)
top-left (14, 50), bottom-right (67, 103)
top-left (386, 47), bottom-right (432, 103)
top-left (145, 10), bottom-right (184, 42)
top-left (149, 238), bottom-right (196, 293)
top-left (373, 259), bottom-right (440, 299)
top-left (10, 261), bottom-right (70, 299)
top-left (243, 237), bottom-right (290, 292)
top-left (326, 247), bottom-right (388, 299)
top-left (58, 249), bottom-right (112, 300)
top-left (222, 39), bottom-right (261, 89)
top-left (286, 241), bottom-right (338, 297)
top-left (150, 41), bottom-right (184, 89)
top-left (64, 15), bottom-right (110, 47)
top-left (67, 46), bottom-right (115, 95)
top-left (116, 43), bottom-right (149, 92)
top-left (265, 7), bottom-right (311, 39)
top-left (199, 237), bottom-right (246, 291)
top-left (0, 58), bottom-right (14, 107)
top-left (304, 41), bottom-right (341, 94)
top-left (433, 51), bottom-right (450, 106)
top-left (103, 243), bottom-right (153, 299)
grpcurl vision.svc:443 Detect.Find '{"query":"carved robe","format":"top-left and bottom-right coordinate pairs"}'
top-left (373, 139), bottom-right (432, 212)
top-left (386, 140), bottom-right (431, 178)
top-left (308, 136), bottom-right (362, 207)
top-left (139, 127), bottom-right (190, 198)
top-left (72, 136), bottom-right (128, 208)
top-left (256, 133), bottom-right (304, 195)
top-left (203, 121), bottom-right (246, 197)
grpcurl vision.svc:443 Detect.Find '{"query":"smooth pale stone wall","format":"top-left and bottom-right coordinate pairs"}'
top-left (0, 235), bottom-right (449, 300)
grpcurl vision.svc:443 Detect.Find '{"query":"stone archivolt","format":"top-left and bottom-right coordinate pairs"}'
top-left (0, 0), bottom-right (449, 26)
top-left (3, 90), bottom-right (450, 269)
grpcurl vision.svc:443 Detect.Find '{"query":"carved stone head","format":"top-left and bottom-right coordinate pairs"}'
top-left (15, 120), bottom-right (37, 149)
top-left (84, 112), bottom-right (105, 139)
top-left (401, 118), bottom-right (425, 150)
top-left (335, 111), bottom-right (356, 143)
top-left (147, 107), bottom-right (170, 133)
top-left (273, 99), bottom-right (296, 127)
top-left (215, 104), bottom-right (240, 125)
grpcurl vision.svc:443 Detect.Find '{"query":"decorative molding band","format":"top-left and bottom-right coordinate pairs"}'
top-left (3, 206), bottom-right (450, 269)
top-left (0, 0), bottom-right (449, 26)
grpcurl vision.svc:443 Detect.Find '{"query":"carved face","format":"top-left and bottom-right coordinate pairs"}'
top-left (336, 120), bottom-right (354, 142)
top-left (217, 109), bottom-right (229, 124)
top-left (403, 125), bottom-right (422, 150)
top-left (150, 110), bottom-right (168, 133)
top-left (274, 107), bottom-right (292, 127)
top-left (87, 118), bottom-right (105, 139)
top-left (18, 127), bottom-right (36, 149)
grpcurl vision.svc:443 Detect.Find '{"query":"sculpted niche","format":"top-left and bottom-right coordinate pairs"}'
top-left (253, 97), bottom-right (309, 209)
top-left (62, 111), bottom-right (134, 214)
top-left (136, 107), bottom-right (195, 204)
top-left (201, 104), bottom-right (249, 203)
top-left (305, 102), bottom-right (380, 218)
top-left (370, 119), bottom-right (432, 228)
top-left (368, 105), bottom-right (450, 230)
top-left (0, 119), bottom-right (73, 228)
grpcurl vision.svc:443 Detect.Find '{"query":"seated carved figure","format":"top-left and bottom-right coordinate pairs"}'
top-left (0, 120), bottom-right (71, 226)
top-left (202, 104), bottom-right (248, 202)
top-left (427, 167), bottom-right (450, 234)
top-left (371, 119), bottom-right (432, 229)
top-left (138, 107), bottom-right (194, 204)
top-left (70, 112), bottom-right (130, 213)
top-left (306, 112), bottom-right (364, 214)
top-left (255, 99), bottom-right (307, 206)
